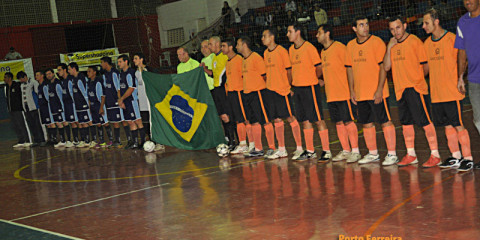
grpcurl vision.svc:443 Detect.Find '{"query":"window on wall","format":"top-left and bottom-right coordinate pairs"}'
top-left (167, 28), bottom-right (185, 46)
top-left (64, 24), bottom-right (115, 52)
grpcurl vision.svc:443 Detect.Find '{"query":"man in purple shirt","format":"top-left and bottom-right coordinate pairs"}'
top-left (455, 0), bottom-right (480, 170)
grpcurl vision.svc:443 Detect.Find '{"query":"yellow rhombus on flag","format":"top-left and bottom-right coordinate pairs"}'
top-left (155, 84), bottom-right (208, 142)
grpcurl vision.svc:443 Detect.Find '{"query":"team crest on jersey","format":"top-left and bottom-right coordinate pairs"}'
top-left (359, 50), bottom-right (363, 56)
top-left (435, 48), bottom-right (440, 55)
top-left (268, 58), bottom-right (271, 63)
top-left (396, 49), bottom-right (401, 55)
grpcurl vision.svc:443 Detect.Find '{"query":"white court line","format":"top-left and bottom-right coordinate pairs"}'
top-left (0, 219), bottom-right (84, 240)
top-left (10, 162), bottom-right (250, 222)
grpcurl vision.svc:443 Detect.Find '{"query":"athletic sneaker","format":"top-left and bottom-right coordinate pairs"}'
top-left (13, 143), bottom-right (25, 148)
top-left (127, 142), bottom-right (139, 149)
top-left (382, 154), bottom-right (398, 166)
top-left (76, 141), bottom-right (88, 148)
top-left (422, 155), bottom-right (442, 168)
top-left (358, 153), bottom-right (380, 164)
top-left (96, 142), bottom-right (106, 148)
top-left (457, 159), bottom-right (474, 172)
top-left (111, 142), bottom-right (122, 148)
top-left (124, 141), bottom-right (134, 150)
top-left (397, 155), bottom-right (418, 166)
top-left (105, 141), bottom-right (113, 148)
top-left (23, 143), bottom-right (32, 147)
top-left (54, 141), bottom-right (66, 148)
top-left (65, 141), bottom-right (75, 148)
top-left (291, 149), bottom-right (304, 160)
top-left (295, 150), bottom-right (317, 161)
top-left (244, 149), bottom-right (264, 158)
top-left (89, 141), bottom-right (97, 148)
top-left (318, 151), bottom-right (332, 163)
top-left (268, 149), bottom-right (288, 159)
top-left (439, 157), bottom-right (461, 169)
top-left (346, 152), bottom-right (362, 163)
top-left (228, 144), bottom-right (238, 152)
top-left (264, 149), bottom-right (275, 159)
top-left (73, 141), bottom-right (80, 146)
top-left (332, 150), bottom-right (351, 162)
top-left (231, 145), bottom-right (248, 154)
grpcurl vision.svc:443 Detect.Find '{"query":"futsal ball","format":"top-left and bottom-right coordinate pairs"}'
top-left (143, 141), bottom-right (156, 152)
top-left (216, 143), bottom-right (230, 157)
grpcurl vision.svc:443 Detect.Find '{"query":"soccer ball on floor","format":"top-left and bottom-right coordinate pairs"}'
top-left (216, 143), bottom-right (230, 157)
top-left (143, 141), bottom-right (156, 152)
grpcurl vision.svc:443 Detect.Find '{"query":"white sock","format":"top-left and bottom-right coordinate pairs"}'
top-left (352, 148), bottom-right (360, 153)
top-left (296, 146), bottom-right (303, 151)
top-left (369, 150), bottom-right (378, 155)
top-left (278, 146), bottom-right (286, 152)
top-left (388, 151), bottom-right (396, 156)
top-left (452, 151), bottom-right (461, 159)
top-left (431, 150), bottom-right (440, 158)
top-left (407, 148), bottom-right (416, 157)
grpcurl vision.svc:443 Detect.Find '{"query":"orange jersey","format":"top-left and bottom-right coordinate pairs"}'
top-left (345, 35), bottom-right (389, 101)
top-left (242, 52), bottom-right (266, 94)
top-left (264, 45), bottom-right (292, 96)
top-left (390, 34), bottom-right (428, 100)
top-left (226, 54), bottom-right (243, 91)
top-left (424, 32), bottom-right (463, 103)
top-left (289, 41), bottom-right (321, 86)
top-left (321, 41), bottom-right (350, 102)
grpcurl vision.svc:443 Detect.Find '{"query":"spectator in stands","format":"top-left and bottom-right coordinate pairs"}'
top-left (265, 12), bottom-right (273, 26)
top-left (177, 47), bottom-right (200, 74)
top-left (4, 47), bottom-right (22, 61)
top-left (4, 72), bottom-right (31, 148)
top-left (17, 71), bottom-right (45, 147)
top-left (314, 4), bottom-right (328, 26)
top-left (285, 0), bottom-right (297, 12)
top-left (234, 8), bottom-right (242, 24)
top-left (255, 12), bottom-right (265, 26)
top-left (286, 10), bottom-right (297, 26)
top-left (222, 1), bottom-right (233, 29)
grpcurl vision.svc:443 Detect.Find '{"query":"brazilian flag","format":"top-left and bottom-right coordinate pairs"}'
top-left (143, 67), bottom-right (225, 150)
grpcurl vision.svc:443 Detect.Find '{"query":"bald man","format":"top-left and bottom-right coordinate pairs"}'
top-left (177, 47), bottom-right (200, 74)
top-left (209, 36), bottom-right (237, 149)
top-left (200, 40), bottom-right (215, 90)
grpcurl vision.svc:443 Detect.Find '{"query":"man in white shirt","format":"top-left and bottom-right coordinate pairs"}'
top-left (17, 71), bottom-right (45, 146)
top-left (4, 47), bottom-right (22, 60)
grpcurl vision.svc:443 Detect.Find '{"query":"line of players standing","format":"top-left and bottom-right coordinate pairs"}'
top-left (35, 54), bottom-right (163, 151)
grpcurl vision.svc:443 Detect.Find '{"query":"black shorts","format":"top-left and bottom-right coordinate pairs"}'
top-left (292, 84), bottom-right (325, 123)
top-left (90, 105), bottom-right (106, 125)
top-left (244, 89), bottom-right (269, 125)
top-left (51, 112), bottom-right (64, 123)
top-left (227, 90), bottom-right (246, 123)
top-left (106, 107), bottom-right (123, 123)
top-left (432, 100), bottom-right (464, 127)
top-left (211, 86), bottom-right (229, 116)
top-left (39, 105), bottom-right (52, 125)
top-left (122, 99), bottom-right (141, 121)
top-left (63, 102), bottom-right (77, 123)
top-left (264, 89), bottom-right (295, 121)
top-left (76, 110), bottom-right (92, 123)
top-left (357, 98), bottom-right (392, 124)
top-left (328, 100), bottom-right (357, 123)
top-left (398, 88), bottom-right (432, 127)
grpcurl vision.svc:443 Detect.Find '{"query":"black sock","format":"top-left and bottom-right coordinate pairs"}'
top-left (106, 126), bottom-right (113, 141)
top-left (90, 126), bottom-right (97, 142)
top-left (123, 125), bottom-right (132, 142)
top-left (64, 125), bottom-right (71, 141)
top-left (84, 128), bottom-right (90, 143)
top-left (48, 128), bottom-right (56, 142)
top-left (222, 122), bottom-right (229, 142)
top-left (114, 127), bottom-right (120, 143)
top-left (131, 129), bottom-right (138, 143)
top-left (228, 122), bottom-right (237, 145)
top-left (72, 127), bottom-right (79, 142)
top-left (139, 128), bottom-right (146, 144)
top-left (78, 128), bottom-right (84, 141)
top-left (58, 127), bottom-right (65, 142)
top-left (144, 122), bottom-right (151, 140)
top-left (97, 126), bottom-right (105, 143)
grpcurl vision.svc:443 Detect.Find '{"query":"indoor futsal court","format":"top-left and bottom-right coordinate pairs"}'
top-left (0, 103), bottom-right (479, 240)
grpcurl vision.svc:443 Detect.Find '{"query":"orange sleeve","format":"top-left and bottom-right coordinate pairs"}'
top-left (309, 44), bottom-right (321, 66)
top-left (282, 48), bottom-right (292, 69)
top-left (256, 54), bottom-right (266, 76)
top-left (417, 38), bottom-right (428, 64)
top-left (345, 43), bottom-right (352, 67)
top-left (375, 38), bottom-right (386, 65)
